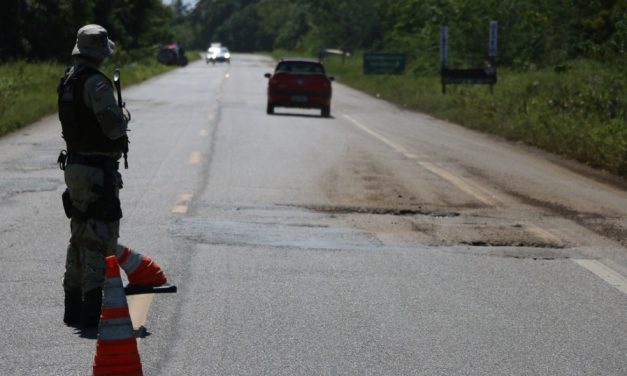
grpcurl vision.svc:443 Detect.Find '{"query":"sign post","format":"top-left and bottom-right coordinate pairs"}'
top-left (440, 26), bottom-right (448, 66)
top-left (488, 21), bottom-right (498, 59)
top-left (439, 21), bottom-right (498, 94)
top-left (440, 26), bottom-right (449, 93)
top-left (488, 21), bottom-right (498, 93)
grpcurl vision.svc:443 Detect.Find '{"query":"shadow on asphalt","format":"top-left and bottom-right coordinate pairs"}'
top-left (267, 113), bottom-right (335, 119)
top-left (77, 327), bottom-right (98, 340)
top-left (69, 325), bottom-right (152, 340)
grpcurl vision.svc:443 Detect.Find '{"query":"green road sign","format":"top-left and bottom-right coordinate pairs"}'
top-left (363, 53), bottom-right (405, 75)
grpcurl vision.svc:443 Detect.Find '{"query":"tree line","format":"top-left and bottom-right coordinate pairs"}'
top-left (188, 0), bottom-right (625, 70)
top-left (0, 0), bottom-right (182, 62)
top-left (1, 0), bottom-right (625, 70)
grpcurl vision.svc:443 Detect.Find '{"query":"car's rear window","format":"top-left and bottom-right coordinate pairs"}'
top-left (276, 62), bottom-right (325, 74)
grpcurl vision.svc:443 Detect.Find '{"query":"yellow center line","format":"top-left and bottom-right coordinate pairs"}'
top-left (178, 193), bottom-right (193, 201)
top-left (189, 151), bottom-right (201, 164)
top-left (172, 193), bottom-right (193, 214)
top-left (172, 205), bottom-right (188, 214)
top-left (343, 113), bottom-right (499, 206)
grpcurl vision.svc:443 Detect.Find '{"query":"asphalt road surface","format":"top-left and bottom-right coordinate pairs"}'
top-left (0, 55), bottom-right (626, 375)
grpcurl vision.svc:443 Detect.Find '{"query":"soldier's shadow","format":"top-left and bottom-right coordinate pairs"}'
top-left (76, 327), bottom-right (98, 339)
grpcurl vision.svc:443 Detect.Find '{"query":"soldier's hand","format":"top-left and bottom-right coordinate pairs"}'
top-left (123, 107), bottom-right (131, 122)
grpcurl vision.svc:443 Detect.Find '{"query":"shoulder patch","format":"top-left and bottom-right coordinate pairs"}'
top-left (95, 80), bottom-right (109, 93)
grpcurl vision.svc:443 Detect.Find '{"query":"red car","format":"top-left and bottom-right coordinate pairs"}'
top-left (264, 58), bottom-right (334, 117)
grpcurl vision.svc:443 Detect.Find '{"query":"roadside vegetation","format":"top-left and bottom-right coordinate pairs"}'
top-left (1, 0), bottom-right (625, 176)
top-left (0, 51), bottom-right (186, 137)
top-left (320, 54), bottom-right (627, 177)
top-left (0, 0), bottom-right (196, 137)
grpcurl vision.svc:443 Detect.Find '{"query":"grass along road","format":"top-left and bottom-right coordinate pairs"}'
top-left (317, 53), bottom-right (627, 178)
top-left (0, 50), bottom-right (201, 138)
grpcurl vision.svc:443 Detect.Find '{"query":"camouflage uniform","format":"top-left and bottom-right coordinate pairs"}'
top-left (59, 25), bottom-right (129, 328)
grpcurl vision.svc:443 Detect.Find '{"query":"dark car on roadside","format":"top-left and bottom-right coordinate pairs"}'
top-left (264, 58), bottom-right (334, 117)
top-left (156, 44), bottom-right (188, 66)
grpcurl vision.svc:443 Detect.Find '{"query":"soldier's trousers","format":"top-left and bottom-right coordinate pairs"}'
top-left (63, 163), bottom-right (122, 294)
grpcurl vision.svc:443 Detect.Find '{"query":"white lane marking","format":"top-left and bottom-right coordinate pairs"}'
top-left (189, 151), bottom-right (201, 164)
top-left (172, 193), bottom-right (193, 214)
top-left (343, 113), bottom-right (498, 206)
top-left (225, 73), bottom-right (230, 79)
top-left (343, 114), bottom-right (409, 154)
top-left (527, 224), bottom-right (563, 246)
top-left (200, 129), bottom-right (209, 137)
top-left (208, 112), bottom-right (215, 121)
top-left (573, 259), bottom-right (627, 295)
top-left (417, 161), bottom-right (497, 206)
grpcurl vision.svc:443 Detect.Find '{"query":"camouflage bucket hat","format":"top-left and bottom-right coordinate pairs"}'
top-left (71, 24), bottom-right (115, 60)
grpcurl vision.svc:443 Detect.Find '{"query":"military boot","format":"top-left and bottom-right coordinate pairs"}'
top-left (80, 288), bottom-right (102, 328)
top-left (63, 288), bottom-right (82, 326)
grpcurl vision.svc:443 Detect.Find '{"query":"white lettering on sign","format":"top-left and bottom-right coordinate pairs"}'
top-left (489, 21), bottom-right (498, 57)
top-left (440, 26), bottom-right (448, 64)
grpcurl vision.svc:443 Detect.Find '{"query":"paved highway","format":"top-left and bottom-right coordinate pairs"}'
top-left (0, 55), bottom-right (626, 375)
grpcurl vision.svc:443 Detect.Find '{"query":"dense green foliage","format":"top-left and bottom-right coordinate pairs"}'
top-left (2, 0), bottom-right (624, 69)
top-left (189, 0), bottom-right (625, 68)
top-left (2, 0), bottom-right (624, 74)
top-left (0, 0), bottom-right (190, 62)
top-left (0, 0), bottom-right (195, 135)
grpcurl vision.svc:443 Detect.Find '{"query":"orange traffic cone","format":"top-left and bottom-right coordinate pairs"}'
top-left (92, 256), bottom-right (143, 376)
top-left (115, 245), bottom-right (167, 286)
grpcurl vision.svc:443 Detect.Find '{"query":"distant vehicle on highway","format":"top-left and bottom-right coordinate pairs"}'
top-left (157, 43), bottom-right (188, 66)
top-left (264, 58), bottom-right (334, 117)
top-left (206, 46), bottom-right (231, 64)
top-left (206, 42), bottom-right (221, 62)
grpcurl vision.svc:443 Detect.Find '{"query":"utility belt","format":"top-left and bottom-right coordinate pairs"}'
top-left (58, 150), bottom-right (123, 223)
top-left (67, 153), bottom-right (120, 171)
top-left (57, 150), bottom-right (119, 171)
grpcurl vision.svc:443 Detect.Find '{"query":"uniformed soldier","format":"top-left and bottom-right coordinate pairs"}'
top-left (57, 24), bottom-right (130, 328)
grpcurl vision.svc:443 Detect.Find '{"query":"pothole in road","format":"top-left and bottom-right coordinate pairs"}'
top-left (475, 247), bottom-right (574, 260)
top-left (300, 204), bottom-right (460, 218)
top-left (461, 240), bottom-right (561, 249)
top-left (187, 203), bottom-right (569, 254)
top-left (500, 189), bottom-right (627, 247)
top-left (299, 204), bottom-right (566, 250)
